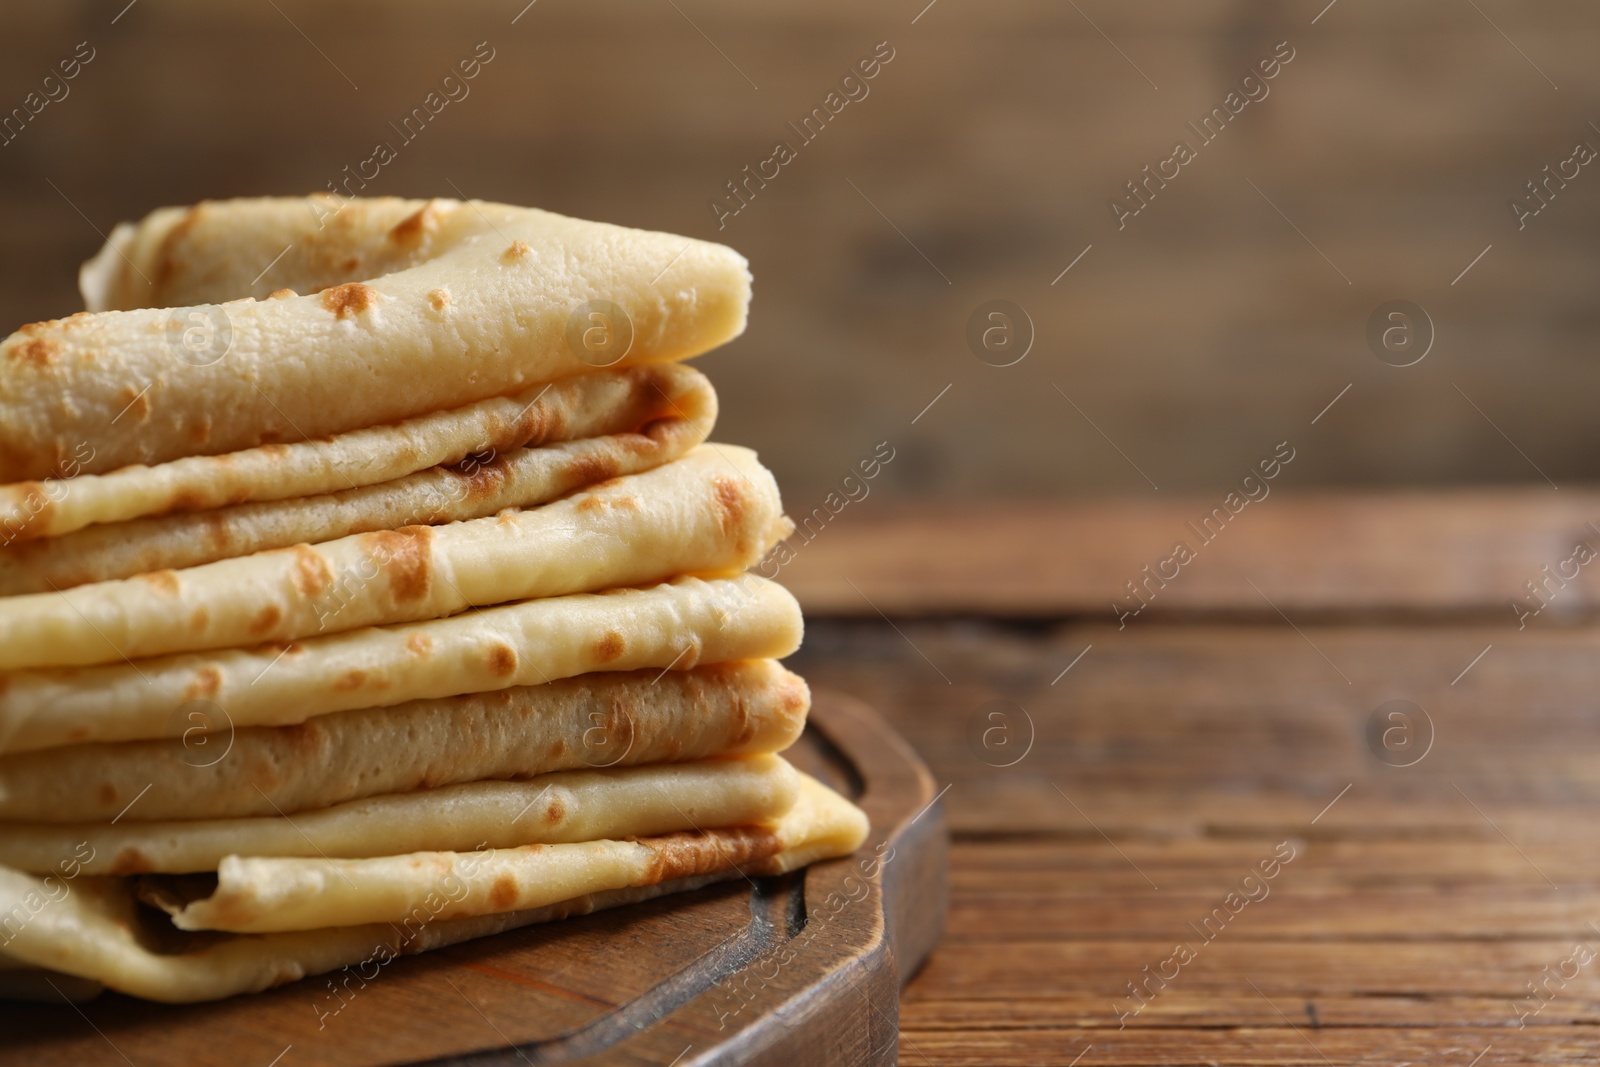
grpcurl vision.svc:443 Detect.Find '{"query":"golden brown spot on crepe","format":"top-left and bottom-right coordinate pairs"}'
top-left (427, 288), bottom-right (451, 313)
top-left (478, 415), bottom-right (512, 451)
top-left (459, 455), bottom-right (510, 504)
top-left (322, 282), bottom-right (379, 320)
top-left (96, 783), bottom-right (117, 807)
top-left (109, 848), bottom-right (154, 876)
top-left (594, 631), bottom-right (626, 664)
top-left (189, 606), bottom-right (210, 633)
top-left (406, 632), bottom-right (434, 657)
top-left (154, 204), bottom-right (203, 291)
top-left (185, 666), bottom-right (223, 700)
top-left (543, 797), bottom-right (566, 826)
top-left (621, 430), bottom-right (663, 457)
top-left (267, 288), bottom-right (296, 300)
top-left (567, 453), bottom-right (619, 489)
top-left (9, 337), bottom-right (58, 366)
top-left (547, 738), bottom-right (568, 759)
top-left (203, 512), bottom-right (232, 552)
top-left (139, 570), bottom-right (181, 596)
top-left (643, 834), bottom-right (705, 883)
top-left (340, 255), bottom-right (361, 273)
top-left (576, 495), bottom-right (605, 514)
top-left (279, 718), bottom-right (325, 753)
top-left (489, 874), bottom-right (519, 910)
top-left (391, 202), bottom-right (443, 245)
top-left (538, 407), bottom-right (568, 445)
top-left (487, 643), bottom-right (518, 677)
top-left (365, 527), bottom-right (432, 602)
top-left (188, 415), bottom-right (213, 447)
top-left (249, 603), bottom-right (283, 637)
top-left (649, 827), bottom-right (778, 882)
top-left (611, 702), bottom-right (637, 749)
top-left (114, 383), bottom-right (151, 426)
top-left (712, 477), bottom-right (745, 539)
top-left (334, 670), bottom-right (366, 691)
top-left (290, 546), bottom-right (334, 598)
top-left (68, 725), bottom-right (91, 742)
top-left (502, 240), bottom-right (531, 262)
top-left (7, 484), bottom-right (50, 537)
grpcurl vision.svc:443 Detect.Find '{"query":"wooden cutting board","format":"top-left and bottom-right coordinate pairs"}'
top-left (0, 691), bottom-right (947, 1067)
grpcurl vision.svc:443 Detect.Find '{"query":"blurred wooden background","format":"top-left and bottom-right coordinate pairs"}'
top-left (0, 0), bottom-right (1597, 502)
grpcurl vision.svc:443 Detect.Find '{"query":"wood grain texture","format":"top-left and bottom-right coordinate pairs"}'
top-left (783, 495), bottom-right (1600, 1064)
top-left (0, 695), bottom-right (945, 1067)
top-left (781, 489), bottom-right (1600, 617)
top-left (1, 2), bottom-right (1599, 499)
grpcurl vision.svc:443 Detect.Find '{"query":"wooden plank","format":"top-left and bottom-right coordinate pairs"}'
top-left (903, 993), bottom-right (1599, 1030)
top-left (789, 612), bottom-right (1600, 1064)
top-left (895, 1028), bottom-right (1586, 1066)
top-left (948, 839), bottom-right (1600, 888)
top-left (908, 940), bottom-right (1592, 1000)
top-left (944, 889), bottom-right (1600, 940)
top-left (791, 619), bottom-right (1600, 836)
top-left (781, 493), bottom-right (1600, 616)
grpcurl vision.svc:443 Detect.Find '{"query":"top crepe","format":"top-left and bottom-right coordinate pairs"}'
top-left (0, 197), bottom-right (751, 481)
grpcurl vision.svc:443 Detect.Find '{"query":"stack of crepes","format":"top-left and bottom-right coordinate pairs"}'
top-left (0, 197), bottom-right (865, 1005)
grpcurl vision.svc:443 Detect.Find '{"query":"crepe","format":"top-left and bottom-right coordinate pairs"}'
top-left (0, 573), bottom-right (800, 753)
top-left (0, 873), bottom-right (725, 1005)
top-left (176, 773), bottom-right (863, 933)
top-left (0, 360), bottom-right (714, 549)
top-left (0, 409), bottom-right (711, 594)
top-left (0, 197), bottom-right (750, 481)
top-left (0, 755), bottom-right (801, 875)
top-left (0, 444), bottom-right (787, 670)
top-left (0, 774), bottom-right (865, 1003)
top-left (0, 660), bottom-right (808, 823)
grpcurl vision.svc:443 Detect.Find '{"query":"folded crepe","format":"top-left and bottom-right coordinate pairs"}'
top-left (0, 359), bottom-right (714, 555)
top-left (0, 197), bottom-right (751, 480)
top-left (170, 773), bottom-right (864, 934)
top-left (0, 573), bottom-right (798, 753)
top-left (0, 193), bottom-right (846, 1012)
top-left (0, 755), bottom-right (801, 875)
top-left (0, 774), bottom-right (866, 1003)
top-left (0, 660), bottom-right (808, 822)
top-left (0, 444), bottom-right (787, 669)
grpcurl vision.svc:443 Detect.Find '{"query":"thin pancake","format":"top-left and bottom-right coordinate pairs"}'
top-left (0, 573), bottom-right (800, 753)
top-left (0, 661), bottom-right (807, 823)
top-left (0, 776), bottom-right (866, 1003)
top-left (0, 444), bottom-right (788, 669)
top-left (0, 197), bottom-right (750, 480)
top-left (0, 756), bottom-right (801, 875)
top-left (0, 360), bottom-right (713, 549)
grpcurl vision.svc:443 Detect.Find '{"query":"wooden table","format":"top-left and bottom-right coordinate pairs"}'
top-left (784, 490), bottom-right (1600, 1065)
